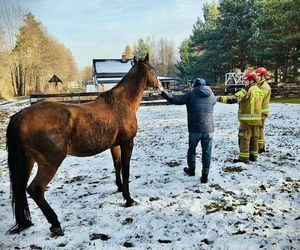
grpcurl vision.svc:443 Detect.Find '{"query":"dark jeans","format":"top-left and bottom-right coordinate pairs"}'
top-left (187, 132), bottom-right (213, 174)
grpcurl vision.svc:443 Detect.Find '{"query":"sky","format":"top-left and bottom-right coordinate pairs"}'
top-left (19, 0), bottom-right (210, 68)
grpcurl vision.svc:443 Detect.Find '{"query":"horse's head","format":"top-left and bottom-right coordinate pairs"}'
top-left (134, 53), bottom-right (163, 90)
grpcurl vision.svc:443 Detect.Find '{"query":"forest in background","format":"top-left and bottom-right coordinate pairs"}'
top-left (177, 0), bottom-right (300, 85)
top-left (0, 0), bottom-right (299, 99)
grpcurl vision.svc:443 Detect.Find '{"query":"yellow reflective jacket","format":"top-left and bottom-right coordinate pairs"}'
top-left (218, 85), bottom-right (263, 125)
top-left (257, 79), bottom-right (271, 115)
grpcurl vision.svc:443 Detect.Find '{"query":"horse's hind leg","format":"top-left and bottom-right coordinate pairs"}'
top-left (27, 162), bottom-right (64, 236)
top-left (110, 146), bottom-right (122, 192)
top-left (9, 157), bottom-right (35, 234)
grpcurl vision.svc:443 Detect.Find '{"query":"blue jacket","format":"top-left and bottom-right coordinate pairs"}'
top-left (161, 86), bottom-right (216, 133)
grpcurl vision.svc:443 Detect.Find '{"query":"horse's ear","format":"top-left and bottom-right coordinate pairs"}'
top-left (133, 56), bottom-right (137, 65)
top-left (144, 53), bottom-right (149, 62)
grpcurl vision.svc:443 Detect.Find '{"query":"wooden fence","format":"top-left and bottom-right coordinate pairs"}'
top-left (29, 91), bottom-right (169, 106)
top-left (29, 83), bottom-right (300, 105)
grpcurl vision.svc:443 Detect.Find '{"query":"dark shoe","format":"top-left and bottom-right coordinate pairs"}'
top-left (200, 175), bottom-right (208, 183)
top-left (233, 158), bottom-right (249, 163)
top-left (183, 167), bottom-right (195, 176)
top-left (258, 147), bottom-right (265, 153)
top-left (249, 155), bottom-right (257, 162)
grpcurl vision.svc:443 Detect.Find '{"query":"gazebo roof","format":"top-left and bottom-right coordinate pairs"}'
top-left (48, 74), bottom-right (62, 83)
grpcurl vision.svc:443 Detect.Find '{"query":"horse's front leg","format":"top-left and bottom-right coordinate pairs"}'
top-left (120, 139), bottom-right (137, 207)
top-left (110, 146), bottom-right (122, 192)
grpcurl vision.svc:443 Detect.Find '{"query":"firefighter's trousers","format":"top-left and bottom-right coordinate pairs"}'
top-left (258, 114), bottom-right (268, 150)
top-left (238, 122), bottom-right (260, 161)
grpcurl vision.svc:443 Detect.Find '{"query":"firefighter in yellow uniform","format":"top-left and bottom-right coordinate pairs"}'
top-left (218, 72), bottom-right (263, 163)
top-left (255, 67), bottom-right (271, 153)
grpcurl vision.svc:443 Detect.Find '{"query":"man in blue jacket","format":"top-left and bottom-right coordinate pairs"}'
top-left (158, 78), bottom-right (216, 183)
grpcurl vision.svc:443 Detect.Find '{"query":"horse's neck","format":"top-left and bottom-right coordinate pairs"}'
top-left (115, 70), bottom-right (147, 110)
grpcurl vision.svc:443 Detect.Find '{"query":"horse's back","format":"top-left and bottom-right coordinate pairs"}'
top-left (19, 101), bottom-right (72, 135)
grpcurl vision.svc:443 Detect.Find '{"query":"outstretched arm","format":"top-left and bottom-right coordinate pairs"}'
top-left (217, 96), bottom-right (238, 104)
top-left (217, 89), bottom-right (248, 104)
top-left (160, 89), bottom-right (189, 105)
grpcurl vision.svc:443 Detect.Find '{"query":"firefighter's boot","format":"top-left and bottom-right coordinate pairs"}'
top-left (233, 158), bottom-right (249, 163)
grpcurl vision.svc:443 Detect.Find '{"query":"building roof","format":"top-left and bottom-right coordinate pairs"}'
top-left (96, 76), bottom-right (175, 85)
top-left (93, 59), bottom-right (133, 78)
top-left (93, 58), bottom-right (175, 85)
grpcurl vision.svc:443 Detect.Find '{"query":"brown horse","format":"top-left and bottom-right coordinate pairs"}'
top-left (6, 54), bottom-right (162, 236)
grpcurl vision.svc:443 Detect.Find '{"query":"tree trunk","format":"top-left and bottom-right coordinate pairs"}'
top-left (10, 69), bottom-right (17, 96)
top-left (282, 48), bottom-right (289, 82)
top-left (23, 67), bottom-right (26, 96)
top-left (213, 65), bottom-right (217, 84)
top-left (18, 62), bottom-right (23, 96)
top-left (274, 68), bottom-right (278, 84)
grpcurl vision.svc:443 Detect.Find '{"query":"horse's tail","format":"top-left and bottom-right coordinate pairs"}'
top-left (6, 113), bottom-right (32, 233)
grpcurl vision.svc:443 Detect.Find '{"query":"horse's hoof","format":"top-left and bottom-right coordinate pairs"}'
top-left (7, 221), bottom-right (33, 234)
top-left (125, 200), bottom-right (138, 207)
top-left (50, 226), bottom-right (64, 236)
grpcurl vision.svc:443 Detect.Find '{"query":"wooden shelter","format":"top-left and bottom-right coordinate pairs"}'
top-left (48, 74), bottom-right (62, 87)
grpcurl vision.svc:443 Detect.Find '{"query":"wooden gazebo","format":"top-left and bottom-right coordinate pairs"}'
top-left (48, 74), bottom-right (62, 87)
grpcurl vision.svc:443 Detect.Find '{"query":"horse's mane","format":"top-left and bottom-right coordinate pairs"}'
top-left (96, 89), bottom-right (114, 104)
top-left (95, 60), bottom-right (153, 105)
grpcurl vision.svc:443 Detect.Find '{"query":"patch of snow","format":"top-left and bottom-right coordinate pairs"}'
top-left (0, 102), bottom-right (299, 249)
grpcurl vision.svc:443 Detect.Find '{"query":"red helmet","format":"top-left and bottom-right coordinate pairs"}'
top-left (255, 67), bottom-right (270, 77)
top-left (243, 72), bottom-right (257, 81)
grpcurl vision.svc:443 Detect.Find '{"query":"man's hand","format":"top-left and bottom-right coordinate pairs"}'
top-left (157, 84), bottom-right (164, 93)
top-left (158, 86), bottom-right (164, 93)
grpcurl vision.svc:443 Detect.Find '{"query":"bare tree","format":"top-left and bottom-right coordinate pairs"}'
top-left (0, 28), bottom-right (11, 98)
top-left (145, 35), bottom-right (157, 66)
top-left (0, 0), bottom-right (25, 49)
top-left (124, 45), bottom-right (133, 59)
top-left (157, 38), bottom-right (176, 76)
top-left (0, 0), bottom-right (25, 97)
top-left (77, 65), bottom-right (93, 90)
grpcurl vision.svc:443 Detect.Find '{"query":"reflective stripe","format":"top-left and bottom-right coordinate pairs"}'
top-left (239, 114), bottom-right (261, 121)
top-left (221, 96), bottom-right (227, 103)
top-left (250, 151), bottom-right (259, 156)
top-left (239, 114), bottom-right (261, 118)
top-left (251, 97), bottom-right (255, 114)
top-left (235, 89), bottom-right (247, 98)
top-left (240, 152), bottom-right (249, 157)
top-left (262, 104), bottom-right (269, 113)
top-left (239, 117), bottom-right (261, 121)
top-left (258, 139), bottom-right (264, 143)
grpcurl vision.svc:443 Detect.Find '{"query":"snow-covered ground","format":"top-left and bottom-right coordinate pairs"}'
top-left (0, 101), bottom-right (299, 249)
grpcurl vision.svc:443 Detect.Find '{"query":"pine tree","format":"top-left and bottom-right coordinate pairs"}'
top-left (176, 39), bottom-right (192, 85)
top-left (133, 38), bottom-right (150, 60)
top-left (188, 1), bottom-right (220, 83)
top-left (253, 0), bottom-right (300, 82)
